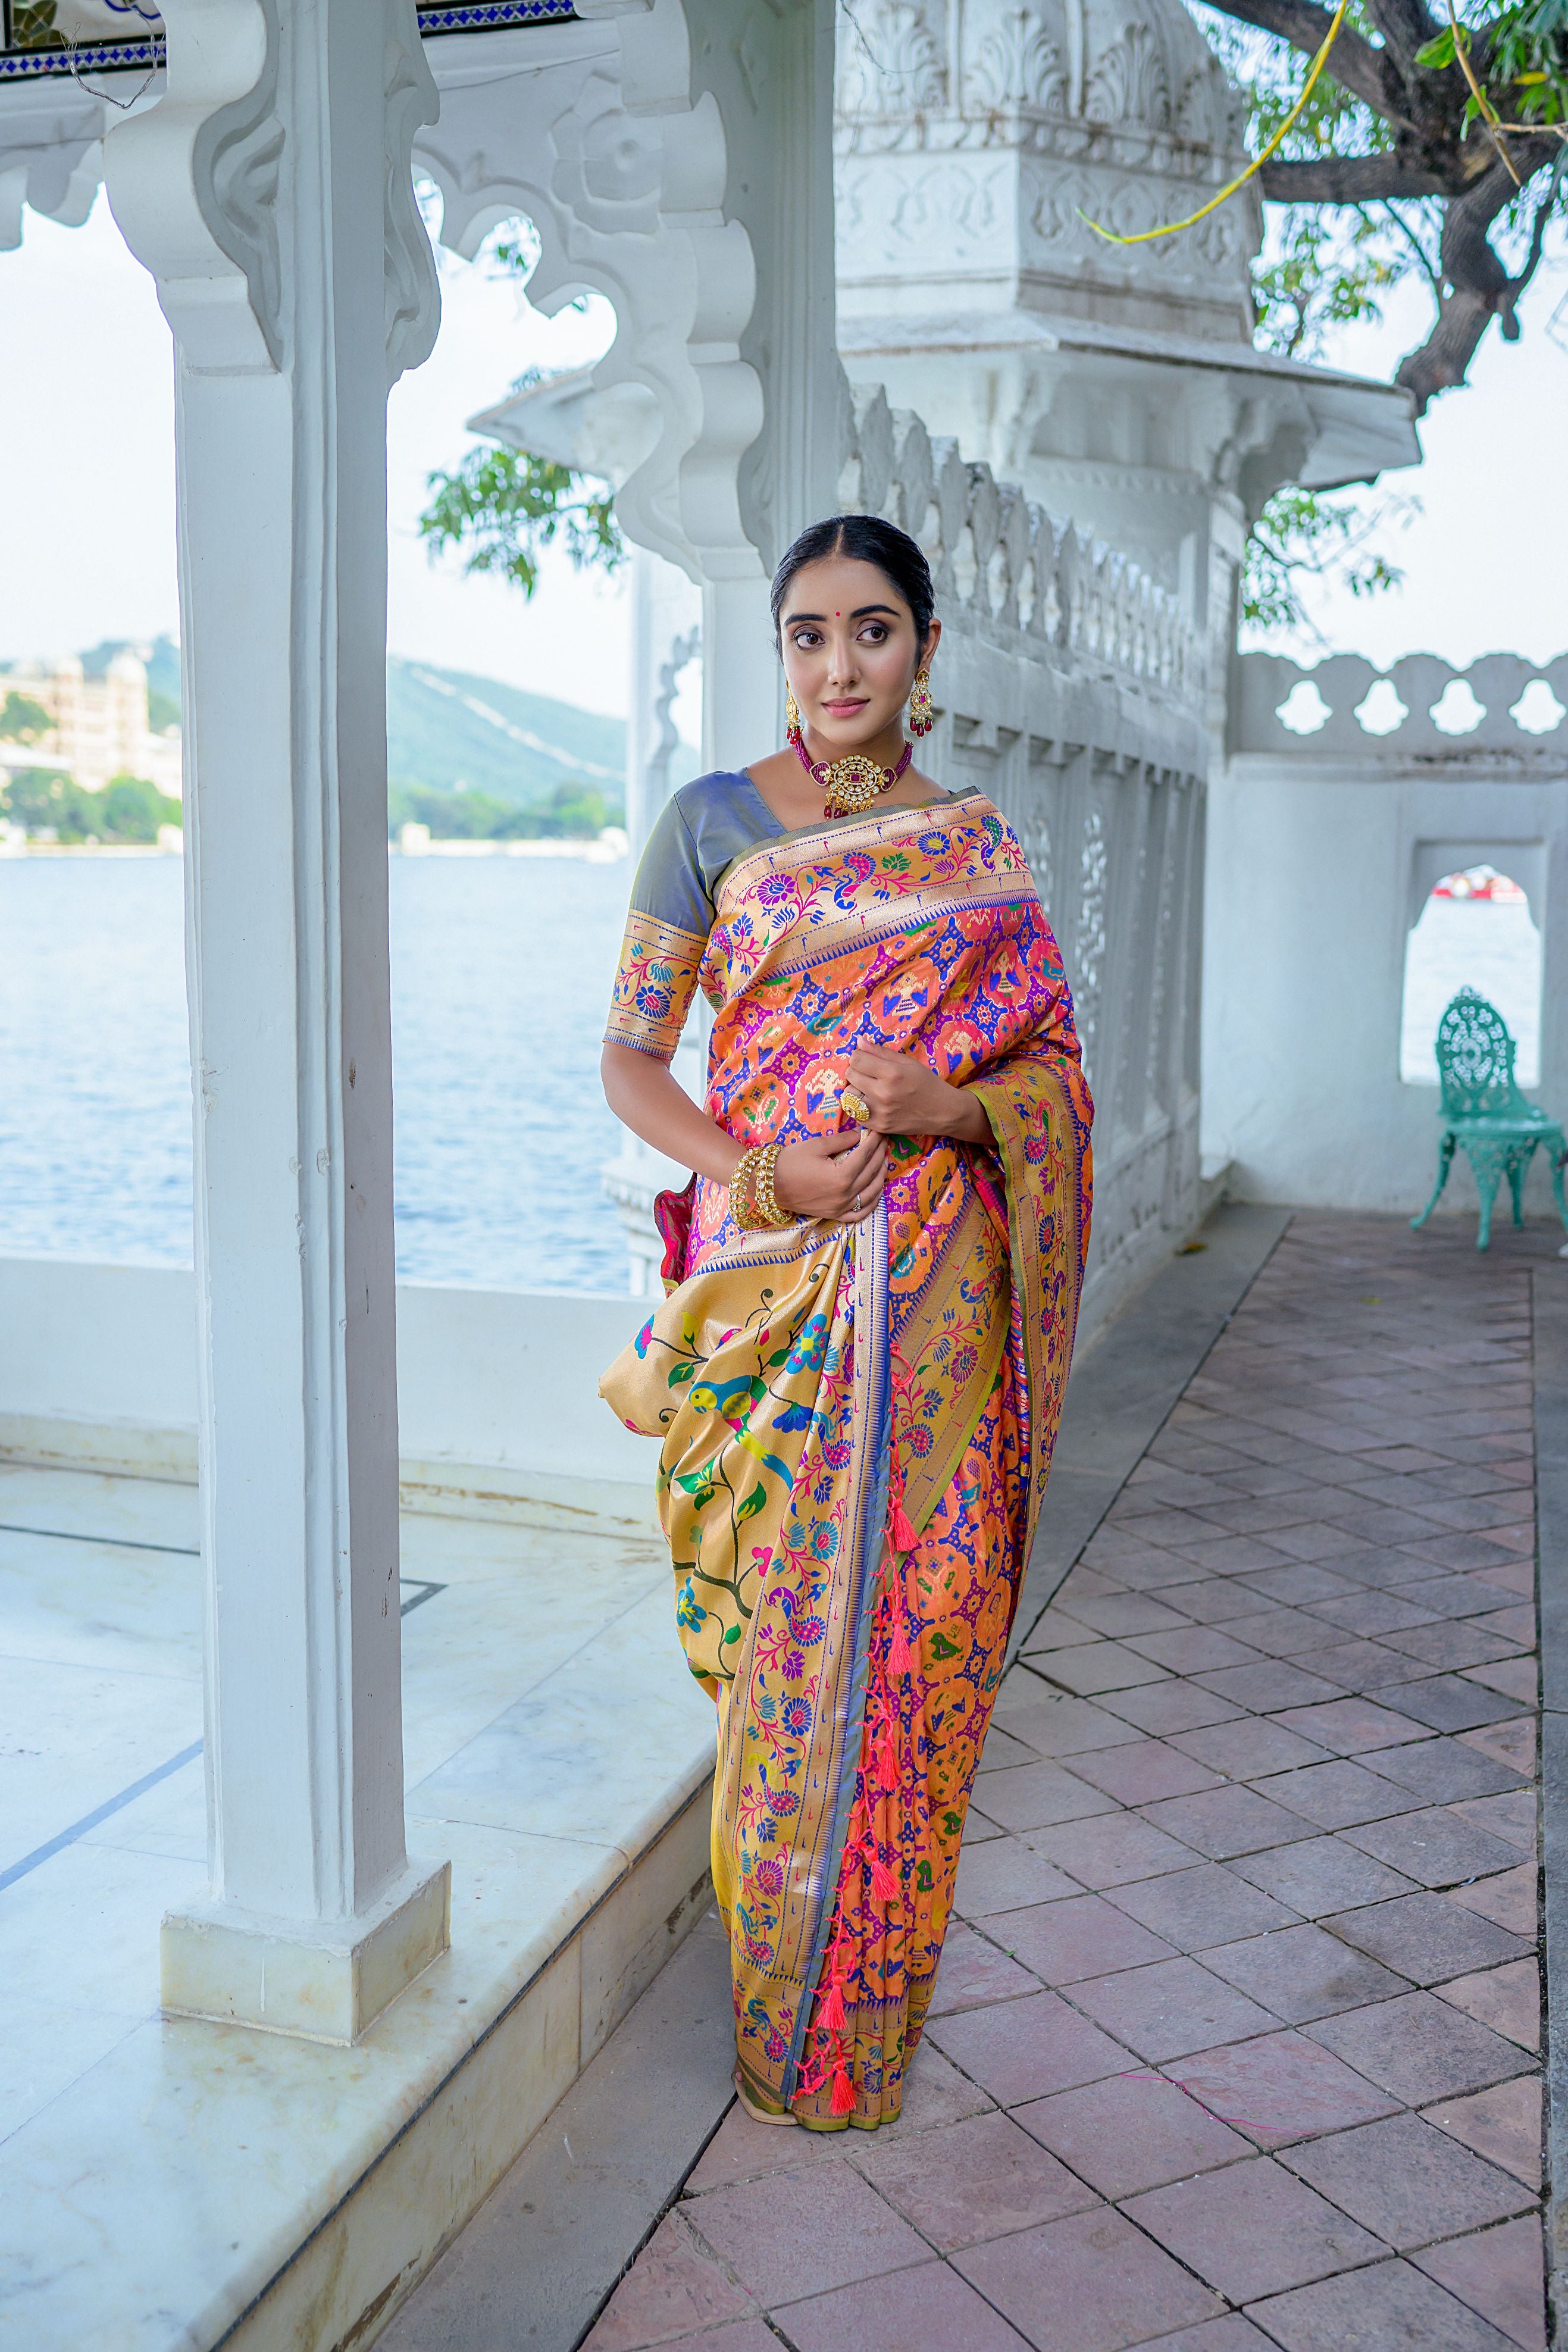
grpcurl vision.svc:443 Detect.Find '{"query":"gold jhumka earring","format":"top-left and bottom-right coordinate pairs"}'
top-left (907, 664), bottom-right (934, 737)
top-left (785, 684), bottom-right (803, 743)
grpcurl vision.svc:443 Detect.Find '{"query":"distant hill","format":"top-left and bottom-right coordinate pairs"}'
top-left (386, 656), bottom-right (633, 806)
top-left (60, 642), bottom-right (701, 813)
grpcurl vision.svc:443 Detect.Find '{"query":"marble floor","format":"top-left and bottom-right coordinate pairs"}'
top-left (0, 1461), bottom-right (714, 2348)
top-left (585, 1212), bottom-right (1554, 2352)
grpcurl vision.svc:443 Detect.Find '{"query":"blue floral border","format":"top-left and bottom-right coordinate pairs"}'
top-left (0, 1), bottom-right (576, 83)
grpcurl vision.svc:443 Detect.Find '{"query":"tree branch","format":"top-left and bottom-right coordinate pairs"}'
top-left (1201, 0), bottom-right (1399, 116)
top-left (1394, 147), bottom-right (1560, 406)
top-left (1261, 153), bottom-right (1450, 198)
top-left (1362, 0), bottom-right (1442, 76)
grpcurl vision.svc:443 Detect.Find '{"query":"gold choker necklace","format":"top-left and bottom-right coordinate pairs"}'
top-left (793, 731), bottom-right (914, 818)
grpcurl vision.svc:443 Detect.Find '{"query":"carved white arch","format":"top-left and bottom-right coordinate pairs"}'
top-left (415, 3), bottom-right (766, 587)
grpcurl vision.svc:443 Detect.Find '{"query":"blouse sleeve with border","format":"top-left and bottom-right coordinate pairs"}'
top-left (603, 792), bottom-right (711, 1062)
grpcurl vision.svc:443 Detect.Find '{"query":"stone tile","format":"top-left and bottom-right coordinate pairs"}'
top-left (1306, 1589), bottom-right (1444, 1637)
top-left (1124, 2317), bottom-right (1272, 2352)
top-left (1281, 2111), bottom-right (1532, 2248)
top-left (1125, 1628), bottom-right (1266, 1675)
top-left (1259, 1522), bottom-right (1376, 1563)
top-left (776, 2262), bottom-right (1033, 2351)
top-left (1359, 1737), bottom-right (1529, 1803)
top-left (1215, 1608), bottom-right (1339, 1658)
top-left (1201, 1923), bottom-right (1407, 2022)
top-left (974, 1762), bottom-right (1120, 1832)
top-left (584, 2211), bottom-right (754, 2350)
top-left (990, 1893), bottom-right (1177, 1985)
top-left (1165, 2029), bottom-right (1398, 2147)
top-left (1122, 2155), bottom-right (1386, 2301)
top-left (1172, 1535), bottom-right (1306, 1577)
top-left (1287, 1640), bottom-right (1428, 1693)
top-left (1227, 1835), bottom-right (1417, 1919)
top-left (1251, 1760), bottom-right (1413, 1830)
top-left (1051, 1594), bottom-right (1194, 1640)
top-left (1235, 1565), bottom-right (1359, 1608)
top-left (1170, 1720), bottom-right (1332, 1781)
top-left (927, 1988), bottom-right (1135, 2104)
top-left (684, 2104), bottom-right (852, 2194)
top-left (1378, 1676), bottom-right (1528, 1734)
top-left (1095, 1682), bottom-right (1248, 1737)
top-left (1411, 2215), bottom-right (1547, 2352)
top-left (993, 1685), bottom-right (1146, 1756)
top-left (954, 1836), bottom-right (1080, 1919)
top-left (953, 2206), bottom-right (1224, 2352)
top-left (1060, 1741), bottom-right (1223, 1805)
top-left (977, 1727), bottom-right (1041, 1774)
top-left (1326, 1890), bottom-right (1530, 1983)
top-left (1306, 1990), bottom-right (1531, 2104)
top-left (850, 2110), bottom-right (1097, 2251)
top-left (1247, 2256), bottom-right (1522, 2350)
top-left (1068, 1956), bottom-right (1278, 2062)
top-left (1424, 2076), bottom-right (1542, 2188)
top-left (1014, 2069), bottom-right (1251, 2198)
top-left (1341, 1807), bottom-right (1524, 1890)
top-left (1464, 1657), bottom-right (1540, 1705)
top-left (1450, 1865), bottom-right (1539, 1937)
top-left (1448, 1794), bottom-right (1538, 1854)
top-left (1395, 1572), bottom-right (1530, 1618)
top-left (1435, 1961), bottom-right (1539, 2052)
top-left (1194, 1662), bottom-right (1345, 1712)
top-left (1472, 1605), bottom-right (1537, 1647)
top-left (1378, 1622), bottom-right (1523, 1672)
top-left (1031, 1813), bottom-right (1201, 1890)
top-left (928, 1921), bottom-right (1042, 2015)
top-left (1138, 1785), bottom-right (1317, 1860)
top-left (1272, 1697), bottom-right (1429, 1754)
top-left (1107, 1862), bottom-right (1298, 1951)
top-left (631, 2325), bottom-right (777, 2352)
top-left (1153, 1578), bottom-right (1260, 1625)
top-left (895, 2045), bottom-right (1000, 2132)
top-left (1019, 1607), bottom-right (1103, 1651)
top-left (1029, 1643), bottom-right (1172, 1697)
top-left (1461, 1719), bottom-right (1538, 1777)
top-left (684, 2164), bottom-right (929, 2306)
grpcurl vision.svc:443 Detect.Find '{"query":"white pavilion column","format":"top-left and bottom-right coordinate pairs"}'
top-left (104, 0), bottom-right (449, 2043)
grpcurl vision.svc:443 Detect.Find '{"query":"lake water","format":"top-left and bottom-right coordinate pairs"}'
top-left (0, 854), bottom-right (634, 1293)
top-left (0, 861), bottom-right (1545, 1290)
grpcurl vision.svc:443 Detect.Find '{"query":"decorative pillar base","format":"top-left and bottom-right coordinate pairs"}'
top-left (160, 1859), bottom-right (451, 2046)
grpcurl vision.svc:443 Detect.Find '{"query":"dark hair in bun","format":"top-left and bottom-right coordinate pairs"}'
top-left (770, 514), bottom-right (935, 648)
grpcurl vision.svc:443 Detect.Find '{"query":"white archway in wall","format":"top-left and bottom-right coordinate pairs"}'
top-left (1400, 853), bottom-right (1545, 1088)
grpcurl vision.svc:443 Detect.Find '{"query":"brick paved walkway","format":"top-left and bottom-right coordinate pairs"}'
top-left (586, 1213), bottom-right (1551, 2352)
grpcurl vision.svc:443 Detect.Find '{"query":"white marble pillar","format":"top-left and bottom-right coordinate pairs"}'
top-left (104, 0), bottom-right (449, 2043)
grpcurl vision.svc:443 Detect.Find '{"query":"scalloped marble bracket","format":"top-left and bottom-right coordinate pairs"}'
top-left (419, 2), bottom-right (762, 586)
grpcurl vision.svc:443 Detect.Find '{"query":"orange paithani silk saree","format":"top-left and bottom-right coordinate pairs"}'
top-left (601, 776), bottom-right (1092, 2128)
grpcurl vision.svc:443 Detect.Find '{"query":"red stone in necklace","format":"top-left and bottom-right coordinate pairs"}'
top-left (793, 730), bottom-right (914, 820)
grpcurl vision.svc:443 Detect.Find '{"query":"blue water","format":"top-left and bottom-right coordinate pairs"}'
top-left (0, 853), bottom-right (634, 1293)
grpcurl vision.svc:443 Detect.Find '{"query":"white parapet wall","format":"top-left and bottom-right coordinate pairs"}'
top-left (0, 1256), bottom-right (659, 1524)
top-left (1209, 652), bottom-right (1568, 1216)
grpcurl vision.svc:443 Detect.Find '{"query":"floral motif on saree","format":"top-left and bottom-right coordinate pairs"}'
top-left (601, 781), bottom-right (1092, 2128)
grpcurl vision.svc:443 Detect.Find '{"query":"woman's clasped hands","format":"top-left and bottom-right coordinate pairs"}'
top-left (770, 1044), bottom-right (990, 1224)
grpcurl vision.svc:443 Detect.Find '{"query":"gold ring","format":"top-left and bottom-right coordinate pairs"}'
top-left (841, 1085), bottom-right (872, 1125)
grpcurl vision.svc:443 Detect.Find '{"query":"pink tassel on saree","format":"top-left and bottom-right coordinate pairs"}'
top-left (602, 789), bottom-right (1092, 2129)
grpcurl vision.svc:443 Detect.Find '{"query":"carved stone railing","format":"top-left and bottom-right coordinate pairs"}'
top-left (834, 382), bottom-right (1210, 1335)
top-left (839, 384), bottom-right (1203, 708)
top-left (1235, 652), bottom-right (1568, 767)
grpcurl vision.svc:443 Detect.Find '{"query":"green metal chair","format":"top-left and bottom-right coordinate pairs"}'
top-left (1411, 987), bottom-right (1568, 1250)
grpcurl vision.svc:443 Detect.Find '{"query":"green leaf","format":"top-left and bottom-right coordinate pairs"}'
top-left (736, 1484), bottom-right (768, 1524)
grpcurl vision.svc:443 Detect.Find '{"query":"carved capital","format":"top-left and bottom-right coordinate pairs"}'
top-left (105, 0), bottom-right (283, 374)
top-left (384, 0), bottom-right (442, 384)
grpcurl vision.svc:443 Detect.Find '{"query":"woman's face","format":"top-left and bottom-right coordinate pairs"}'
top-left (778, 554), bottom-right (937, 751)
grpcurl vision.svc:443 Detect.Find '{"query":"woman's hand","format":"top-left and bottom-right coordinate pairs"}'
top-left (846, 1044), bottom-right (991, 1146)
top-left (774, 1127), bottom-right (888, 1224)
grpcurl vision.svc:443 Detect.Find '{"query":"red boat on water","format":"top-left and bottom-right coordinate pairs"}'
top-left (1432, 865), bottom-right (1527, 905)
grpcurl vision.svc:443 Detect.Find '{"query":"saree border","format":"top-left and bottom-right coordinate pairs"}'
top-left (783, 1195), bottom-right (893, 2095)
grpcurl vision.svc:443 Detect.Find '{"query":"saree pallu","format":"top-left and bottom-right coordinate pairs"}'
top-left (602, 793), bottom-right (1092, 2128)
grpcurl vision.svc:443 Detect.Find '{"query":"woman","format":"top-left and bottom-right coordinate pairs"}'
top-left (599, 514), bottom-right (1093, 2131)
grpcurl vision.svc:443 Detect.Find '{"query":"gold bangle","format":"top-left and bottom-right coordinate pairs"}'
top-left (730, 1140), bottom-right (790, 1230)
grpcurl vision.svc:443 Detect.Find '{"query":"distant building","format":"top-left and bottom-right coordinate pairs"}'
top-left (0, 649), bottom-right (183, 797)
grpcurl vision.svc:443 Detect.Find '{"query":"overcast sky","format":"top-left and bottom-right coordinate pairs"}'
top-left (0, 190), bottom-right (1563, 712)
